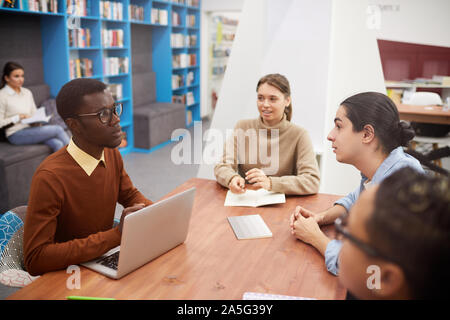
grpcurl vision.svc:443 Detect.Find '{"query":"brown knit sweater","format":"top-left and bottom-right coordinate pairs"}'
top-left (214, 116), bottom-right (320, 195)
top-left (23, 147), bottom-right (153, 276)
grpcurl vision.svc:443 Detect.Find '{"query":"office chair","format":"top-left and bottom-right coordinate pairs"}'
top-left (404, 92), bottom-right (450, 168)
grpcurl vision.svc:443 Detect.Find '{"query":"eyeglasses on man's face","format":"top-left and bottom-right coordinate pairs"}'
top-left (75, 102), bottom-right (123, 124)
top-left (334, 213), bottom-right (391, 261)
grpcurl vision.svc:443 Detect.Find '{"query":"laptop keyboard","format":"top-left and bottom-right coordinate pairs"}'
top-left (97, 251), bottom-right (120, 270)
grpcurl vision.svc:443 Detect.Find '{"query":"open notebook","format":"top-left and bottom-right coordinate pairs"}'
top-left (21, 107), bottom-right (51, 124)
top-left (224, 189), bottom-right (285, 207)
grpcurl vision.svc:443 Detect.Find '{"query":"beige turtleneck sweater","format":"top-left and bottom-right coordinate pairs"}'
top-left (214, 115), bottom-right (320, 195)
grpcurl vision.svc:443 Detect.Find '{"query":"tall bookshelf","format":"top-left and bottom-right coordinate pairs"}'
top-left (0, 0), bottom-right (201, 153)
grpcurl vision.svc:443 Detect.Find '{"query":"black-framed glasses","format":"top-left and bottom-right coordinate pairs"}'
top-left (334, 213), bottom-right (390, 260)
top-left (75, 103), bottom-right (123, 124)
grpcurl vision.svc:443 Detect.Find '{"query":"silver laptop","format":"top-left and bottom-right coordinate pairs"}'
top-left (81, 187), bottom-right (196, 279)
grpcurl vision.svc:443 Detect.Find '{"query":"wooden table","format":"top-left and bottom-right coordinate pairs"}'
top-left (8, 178), bottom-right (346, 300)
top-left (397, 104), bottom-right (450, 125)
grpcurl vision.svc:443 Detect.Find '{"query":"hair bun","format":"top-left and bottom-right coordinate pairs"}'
top-left (398, 121), bottom-right (415, 146)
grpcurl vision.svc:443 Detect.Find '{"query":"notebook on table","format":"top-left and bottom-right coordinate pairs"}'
top-left (227, 214), bottom-right (272, 240)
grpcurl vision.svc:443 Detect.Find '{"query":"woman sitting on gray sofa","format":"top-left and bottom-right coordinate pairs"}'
top-left (0, 61), bottom-right (69, 152)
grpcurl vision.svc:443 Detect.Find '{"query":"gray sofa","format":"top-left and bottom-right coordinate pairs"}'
top-left (0, 85), bottom-right (54, 213)
top-left (133, 71), bottom-right (185, 149)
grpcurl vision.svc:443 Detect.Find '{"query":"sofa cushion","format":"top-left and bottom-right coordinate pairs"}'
top-left (0, 143), bottom-right (51, 167)
top-left (41, 98), bottom-right (68, 131)
top-left (133, 102), bottom-right (186, 149)
top-left (28, 84), bottom-right (51, 106)
top-left (132, 72), bottom-right (157, 107)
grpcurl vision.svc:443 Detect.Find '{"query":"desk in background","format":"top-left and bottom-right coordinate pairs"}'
top-left (8, 178), bottom-right (346, 300)
top-left (396, 104), bottom-right (450, 125)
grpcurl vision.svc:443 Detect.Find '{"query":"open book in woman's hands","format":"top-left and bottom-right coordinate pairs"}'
top-left (21, 107), bottom-right (52, 124)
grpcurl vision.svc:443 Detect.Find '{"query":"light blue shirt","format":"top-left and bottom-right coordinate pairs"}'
top-left (324, 147), bottom-right (424, 276)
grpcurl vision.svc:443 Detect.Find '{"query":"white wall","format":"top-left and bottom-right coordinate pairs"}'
top-left (262, 0), bottom-right (332, 154)
top-left (369, 0), bottom-right (450, 47)
top-left (197, 0), bottom-right (267, 179)
top-left (319, 0), bottom-right (386, 195)
top-left (202, 0), bottom-right (245, 12)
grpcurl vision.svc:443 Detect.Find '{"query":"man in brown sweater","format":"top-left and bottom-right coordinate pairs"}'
top-left (23, 78), bottom-right (153, 276)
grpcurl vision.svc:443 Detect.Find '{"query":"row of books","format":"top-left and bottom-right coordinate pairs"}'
top-left (172, 11), bottom-right (182, 26)
top-left (172, 71), bottom-right (196, 89)
top-left (151, 8), bottom-right (168, 25)
top-left (103, 57), bottom-right (129, 76)
top-left (186, 70), bottom-right (194, 86)
top-left (66, 0), bottom-right (88, 16)
top-left (68, 28), bottom-right (91, 47)
top-left (186, 14), bottom-right (196, 27)
top-left (172, 53), bottom-right (197, 68)
top-left (69, 58), bottom-right (93, 79)
top-left (172, 92), bottom-right (195, 105)
top-left (4, 0), bottom-right (59, 12)
top-left (102, 28), bottom-right (124, 47)
top-left (171, 33), bottom-right (197, 48)
top-left (185, 0), bottom-right (199, 7)
top-left (170, 0), bottom-right (199, 7)
top-left (106, 83), bottom-right (123, 101)
top-left (172, 74), bottom-right (184, 89)
top-left (100, 0), bottom-right (123, 20)
top-left (129, 4), bottom-right (144, 21)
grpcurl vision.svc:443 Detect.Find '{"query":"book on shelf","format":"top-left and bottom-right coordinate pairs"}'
top-left (186, 91), bottom-right (194, 106)
top-left (172, 74), bottom-right (185, 89)
top-left (19, 0), bottom-right (58, 12)
top-left (102, 28), bottom-right (124, 47)
top-left (69, 28), bottom-right (91, 47)
top-left (172, 11), bottom-right (181, 26)
top-left (171, 33), bottom-right (189, 48)
top-left (432, 75), bottom-right (450, 86)
top-left (188, 34), bottom-right (197, 47)
top-left (128, 4), bottom-right (144, 21)
top-left (172, 0), bottom-right (185, 4)
top-left (172, 53), bottom-right (197, 68)
top-left (106, 83), bottom-right (123, 101)
top-left (186, 71), bottom-right (194, 86)
top-left (186, 0), bottom-right (199, 7)
top-left (187, 14), bottom-right (196, 27)
top-left (100, 0), bottom-right (123, 20)
top-left (103, 57), bottom-right (129, 76)
top-left (2, 0), bottom-right (16, 8)
top-left (69, 58), bottom-right (93, 79)
top-left (186, 110), bottom-right (192, 126)
top-left (151, 8), bottom-right (168, 25)
top-left (66, 0), bottom-right (88, 16)
top-left (172, 94), bottom-right (186, 105)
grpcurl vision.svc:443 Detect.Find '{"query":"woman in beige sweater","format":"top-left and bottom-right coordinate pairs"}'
top-left (214, 73), bottom-right (320, 195)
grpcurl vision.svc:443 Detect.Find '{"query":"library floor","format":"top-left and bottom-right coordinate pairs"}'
top-left (1, 116), bottom-right (449, 299)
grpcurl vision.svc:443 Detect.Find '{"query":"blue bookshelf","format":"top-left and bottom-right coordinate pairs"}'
top-left (0, 0), bottom-right (201, 153)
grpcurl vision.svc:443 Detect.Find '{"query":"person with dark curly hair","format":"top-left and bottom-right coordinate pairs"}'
top-left (338, 167), bottom-right (450, 299)
top-left (290, 92), bottom-right (424, 275)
